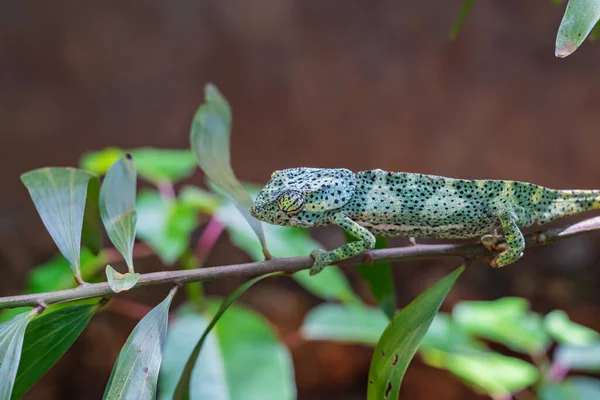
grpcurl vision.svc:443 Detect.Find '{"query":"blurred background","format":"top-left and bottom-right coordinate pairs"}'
top-left (2, 1), bottom-right (600, 399)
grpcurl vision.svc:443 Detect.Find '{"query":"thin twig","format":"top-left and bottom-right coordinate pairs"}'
top-left (2, 216), bottom-right (600, 309)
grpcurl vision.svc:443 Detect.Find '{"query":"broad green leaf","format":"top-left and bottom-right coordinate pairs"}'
top-left (367, 266), bottom-right (464, 400)
top-left (105, 265), bottom-right (140, 293)
top-left (12, 303), bottom-right (100, 399)
top-left (21, 167), bottom-right (97, 283)
top-left (452, 297), bottom-right (550, 354)
top-left (160, 300), bottom-right (295, 400)
top-left (449, 0), bottom-right (476, 39)
top-left (540, 377), bottom-right (600, 400)
top-left (173, 273), bottom-right (279, 399)
top-left (27, 249), bottom-right (107, 293)
top-left (189, 84), bottom-right (268, 258)
top-left (353, 236), bottom-right (395, 319)
top-left (421, 349), bottom-right (538, 397)
top-left (104, 287), bottom-right (177, 400)
top-left (82, 147), bottom-right (197, 184)
top-left (554, 343), bottom-right (600, 372)
top-left (217, 202), bottom-right (360, 304)
top-left (301, 304), bottom-right (388, 346)
top-left (545, 310), bottom-right (600, 346)
top-left (136, 190), bottom-right (199, 264)
top-left (0, 309), bottom-right (38, 400)
top-left (81, 176), bottom-right (103, 254)
top-left (420, 312), bottom-right (487, 353)
top-left (555, 0), bottom-right (600, 57)
top-left (100, 155), bottom-right (137, 272)
top-left (179, 185), bottom-right (221, 214)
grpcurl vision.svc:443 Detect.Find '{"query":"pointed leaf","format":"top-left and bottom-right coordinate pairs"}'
top-left (173, 273), bottom-right (279, 399)
top-left (103, 287), bottom-right (177, 400)
top-left (105, 265), bottom-right (140, 293)
top-left (449, 0), bottom-right (476, 39)
top-left (190, 84), bottom-right (269, 258)
top-left (160, 300), bottom-right (295, 400)
top-left (12, 303), bottom-right (100, 399)
top-left (0, 309), bottom-right (38, 400)
top-left (555, 0), bottom-right (600, 57)
top-left (545, 310), bottom-right (600, 346)
top-left (21, 167), bottom-right (97, 283)
top-left (541, 377), bottom-right (600, 400)
top-left (367, 266), bottom-right (464, 400)
top-left (353, 236), bottom-right (396, 319)
top-left (100, 155), bottom-right (137, 271)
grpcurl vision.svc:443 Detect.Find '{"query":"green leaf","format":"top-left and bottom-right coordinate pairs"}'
top-left (100, 155), bottom-right (137, 272)
top-left (540, 377), bottom-right (600, 400)
top-left (159, 299), bottom-right (295, 400)
top-left (81, 176), bottom-right (103, 254)
top-left (421, 349), bottom-right (538, 397)
top-left (105, 265), bottom-right (140, 293)
top-left (554, 343), bottom-right (600, 372)
top-left (218, 201), bottom-right (360, 304)
top-left (173, 273), bottom-right (279, 399)
top-left (21, 167), bottom-right (97, 283)
top-left (179, 185), bottom-right (221, 214)
top-left (353, 236), bottom-right (395, 319)
top-left (27, 249), bottom-right (107, 293)
top-left (301, 304), bottom-right (388, 346)
top-left (449, 0), bottom-right (476, 39)
top-left (104, 287), bottom-right (177, 400)
top-left (367, 266), bottom-right (464, 400)
top-left (190, 84), bottom-right (269, 258)
top-left (136, 190), bottom-right (199, 264)
top-left (452, 297), bottom-right (550, 354)
top-left (0, 309), bottom-right (38, 400)
top-left (545, 310), bottom-right (600, 346)
top-left (420, 312), bottom-right (487, 353)
top-left (12, 303), bottom-right (100, 399)
top-left (555, 0), bottom-right (600, 57)
top-left (82, 147), bottom-right (197, 184)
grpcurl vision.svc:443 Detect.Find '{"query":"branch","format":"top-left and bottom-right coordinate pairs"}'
top-left (2, 216), bottom-right (600, 309)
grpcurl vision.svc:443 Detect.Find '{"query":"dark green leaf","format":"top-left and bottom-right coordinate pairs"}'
top-left (353, 236), bottom-right (395, 319)
top-left (301, 304), bottom-right (388, 345)
top-left (104, 287), bottom-right (177, 400)
top-left (452, 297), bottom-right (550, 354)
top-left (190, 84), bottom-right (269, 258)
top-left (540, 377), bottom-right (600, 400)
top-left (421, 349), bottom-right (538, 397)
top-left (449, 0), bottom-right (476, 39)
top-left (136, 190), bottom-right (199, 264)
top-left (367, 266), bottom-right (464, 400)
top-left (12, 303), bottom-right (100, 399)
top-left (545, 310), bottom-right (599, 346)
top-left (99, 155), bottom-right (137, 272)
top-left (160, 300), bottom-right (295, 400)
top-left (0, 309), bottom-right (38, 399)
top-left (21, 167), bottom-right (97, 283)
top-left (555, 343), bottom-right (600, 372)
top-left (555, 0), bottom-right (600, 57)
top-left (105, 265), bottom-right (140, 293)
top-left (173, 273), bottom-right (279, 399)
top-left (81, 176), bottom-right (103, 254)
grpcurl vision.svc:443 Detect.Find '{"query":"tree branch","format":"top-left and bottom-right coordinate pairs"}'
top-left (2, 216), bottom-right (600, 309)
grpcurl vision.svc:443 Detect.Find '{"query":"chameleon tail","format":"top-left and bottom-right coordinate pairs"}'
top-left (537, 188), bottom-right (600, 223)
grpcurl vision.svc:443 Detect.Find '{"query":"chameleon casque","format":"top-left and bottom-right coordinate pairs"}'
top-left (249, 168), bottom-right (600, 275)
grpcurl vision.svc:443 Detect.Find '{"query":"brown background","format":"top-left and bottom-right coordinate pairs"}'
top-left (2, 1), bottom-right (600, 399)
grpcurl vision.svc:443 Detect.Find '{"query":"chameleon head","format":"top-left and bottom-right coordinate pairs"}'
top-left (250, 168), bottom-right (356, 228)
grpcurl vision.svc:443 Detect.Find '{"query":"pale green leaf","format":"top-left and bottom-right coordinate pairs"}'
top-left (545, 310), bottom-right (600, 346)
top-left (21, 167), bottom-right (97, 283)
top-left (540, 377), bottom-right (600, 400)
top-left (105, 265), bottom-right (140, 293)
top-left (555, 0), bottom-right (600, 57)
top-left (367, 266), bottom-right (464, 400)
top-left (555, 343), bottom-right (600, 372)
top-left (179, 186), bottom-right (221, 214)
top-left (103, 287), bottom-right (177, 400)
top-left (100, 155), bottom-right (137, 271)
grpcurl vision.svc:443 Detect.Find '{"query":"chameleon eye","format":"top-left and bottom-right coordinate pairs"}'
top-left (277, 190), bottom-right (304, 215)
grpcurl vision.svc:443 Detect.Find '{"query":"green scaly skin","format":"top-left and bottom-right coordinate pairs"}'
top-left (250, 168), bottom-right (600, 275)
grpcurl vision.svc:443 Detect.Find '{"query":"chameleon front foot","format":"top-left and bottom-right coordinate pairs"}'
top-left (309, 249), bottom-right (331, 275)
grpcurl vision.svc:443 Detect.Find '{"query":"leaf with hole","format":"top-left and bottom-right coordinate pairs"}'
top-left (367, 266), bottom-right (464, 400)
top-left (190, 84), bottom-right (269, 258)
top-left (100, 154), bottom-right (137, 273)
top-left (103, 287), bottom-right (177, 400)
top-left (0, 309), bottom-right (38, 400)
top-left (11, 302), bottom-right (100, 399)
top-left (555, 0), bottom-right (600, 57)
top-left (21, 167), bottom-right (98, 283)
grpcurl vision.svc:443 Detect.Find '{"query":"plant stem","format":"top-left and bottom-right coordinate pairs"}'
top-left (1, 216), bottom-right (600, 309)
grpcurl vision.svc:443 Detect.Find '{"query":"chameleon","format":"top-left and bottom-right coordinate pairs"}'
top-left (249, 168), bottom-right (600, 275)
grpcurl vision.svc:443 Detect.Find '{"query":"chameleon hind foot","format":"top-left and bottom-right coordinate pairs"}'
top-left (309, 249), bottom-right (330, 275)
